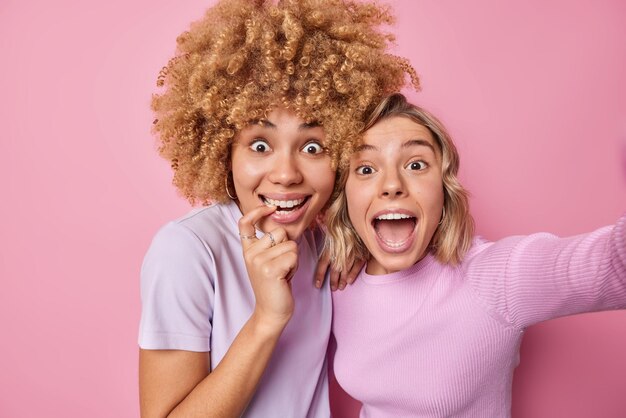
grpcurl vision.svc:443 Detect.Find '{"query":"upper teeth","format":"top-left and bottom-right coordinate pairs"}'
top-left (264, 197), bottom-right (305, 208)
top-left (376, 213), bottom-right (413, 220)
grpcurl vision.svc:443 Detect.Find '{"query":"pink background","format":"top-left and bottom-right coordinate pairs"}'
top-left (1, 0), bottom-right (625, 417)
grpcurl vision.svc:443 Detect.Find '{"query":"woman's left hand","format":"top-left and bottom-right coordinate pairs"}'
top-left (314, 252), bottom-right (364, 291)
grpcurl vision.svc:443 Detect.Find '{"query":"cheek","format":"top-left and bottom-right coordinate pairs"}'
top-left (345, 179), bottom-right (368, 231)
top-left (232, 173), bottom-right (257, 197)
top-left (313, 166), bottom-right (336, 198)
top-left (424, 182), bottom-right (445, 219)
top-left (231, 155), bottom-right (261, 189)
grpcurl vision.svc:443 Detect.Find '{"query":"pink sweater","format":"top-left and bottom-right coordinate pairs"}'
top-left (332, 218), bottom-right (626, 417)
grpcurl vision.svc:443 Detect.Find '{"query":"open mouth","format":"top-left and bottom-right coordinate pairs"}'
top-left (260, 195), bottom-right (310, 215)
top-left (372, 212), bottom-right (417, 251)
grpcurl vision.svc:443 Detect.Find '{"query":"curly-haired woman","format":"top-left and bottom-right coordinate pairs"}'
top-left (137, 1), bottom-right (418, 417)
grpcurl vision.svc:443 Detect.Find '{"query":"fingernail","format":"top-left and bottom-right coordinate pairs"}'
top-left (315, 280), bottom-right (321, 288)
top-left (339, 283), bottom-right (346, 290)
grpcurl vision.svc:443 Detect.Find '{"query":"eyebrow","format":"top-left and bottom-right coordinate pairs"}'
top-left (356, 139), bottom-right (436, 153)
top-left (402, 139), bottom-right (436, 152)
top-left (250, 119), bottom-right (321, 130)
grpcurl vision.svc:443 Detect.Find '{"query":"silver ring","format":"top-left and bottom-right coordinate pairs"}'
top-left (239, 233), bottom-right (256, 240)
top-left (267, 232), bottom-right (276, 247)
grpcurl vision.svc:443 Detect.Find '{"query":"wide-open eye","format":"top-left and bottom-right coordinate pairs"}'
top-left (406, 160), bottom-right (428, 171)
top-left (249, 139), bottom-right (271, 153)
top-left (355, 165), bottom-right (376, 175)
top-left (302, 141), bottom-right (324, 155)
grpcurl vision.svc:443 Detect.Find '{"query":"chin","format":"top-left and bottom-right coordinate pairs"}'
top-left (384, 260), bottom-right (416, 273)
top-left (368, 245), bottom-right (428, 275)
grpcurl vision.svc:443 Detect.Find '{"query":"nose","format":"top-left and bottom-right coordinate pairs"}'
top-left (380, 169), bottom-right (405, 198)
top-left (268, 151), bottom-right (303, 186)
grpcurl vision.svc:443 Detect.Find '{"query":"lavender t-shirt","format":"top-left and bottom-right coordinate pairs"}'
top-left (139, 201), bottom-right (331, 417)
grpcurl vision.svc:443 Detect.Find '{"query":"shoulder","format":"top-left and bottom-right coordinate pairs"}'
top-left (151, 203), bottom-right (240, 252)
top-left (172, 203), bottom-right (239, 241)
top-left (143, 203), bottom-right (242, 277)
top-left (461, 234), bottom-right (549, 268)
top-left (462, 228), bottom-right (607, 270)
top-left (459, 236), bottom-right (492, 266)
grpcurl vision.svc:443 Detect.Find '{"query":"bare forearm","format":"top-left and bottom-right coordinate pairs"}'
top-left (141, 210), bottom-right (299, 418)
top-left (167, 313), bottom-right (286, 418)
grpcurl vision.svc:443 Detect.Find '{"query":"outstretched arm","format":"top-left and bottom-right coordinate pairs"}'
top-left (467, 216), bottom-right (626, 330)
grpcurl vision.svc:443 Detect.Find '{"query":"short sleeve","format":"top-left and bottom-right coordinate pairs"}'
top-left (138, 222), bottom-right (215, 352)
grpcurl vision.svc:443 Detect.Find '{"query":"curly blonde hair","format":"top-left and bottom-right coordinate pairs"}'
top-left (325, 93), bottom-right (475, 269)
top-left (152, 0), bottom-right (419, 204)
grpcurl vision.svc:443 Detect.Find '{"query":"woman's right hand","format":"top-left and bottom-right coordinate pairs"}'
top-left (141, 205), bottom-right (301, 418)
top-left (239, 205), bottom-right (298, 330)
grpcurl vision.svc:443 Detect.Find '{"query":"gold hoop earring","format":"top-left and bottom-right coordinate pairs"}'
top-left (225, 174), bottom-right (237, 200)
top-left (438, 206), bottom-right (446, 226)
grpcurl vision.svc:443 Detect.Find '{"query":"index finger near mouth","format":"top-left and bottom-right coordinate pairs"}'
top-left (238, 205), bottom-right (276, 248)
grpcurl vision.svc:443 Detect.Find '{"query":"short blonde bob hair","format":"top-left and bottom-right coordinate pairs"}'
top-left (325, 93), bottom-right (475, 268)
top-left (152, 0), bottom-right (419, 204)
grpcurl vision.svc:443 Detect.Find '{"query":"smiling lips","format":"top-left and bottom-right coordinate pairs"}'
top-left (372, 210), bottom-right (417, 253)
top-left (261, 194), bottom-right (311, 223)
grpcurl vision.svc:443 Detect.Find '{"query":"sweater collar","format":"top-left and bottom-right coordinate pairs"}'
top-left (360, 252), bottom-right (437, 285)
